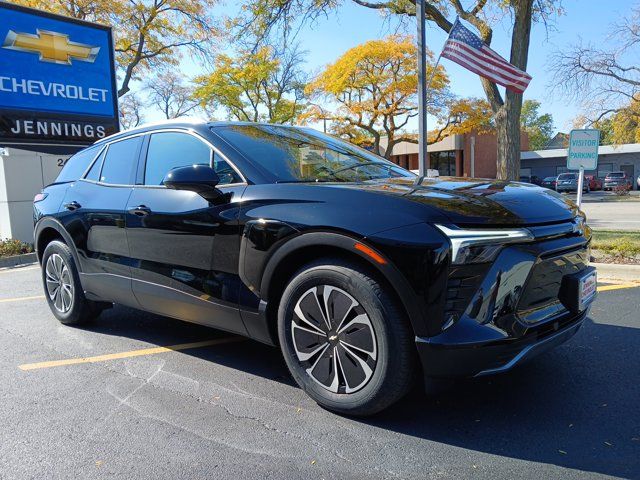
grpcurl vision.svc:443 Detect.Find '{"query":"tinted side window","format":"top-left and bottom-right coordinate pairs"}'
top-left (100, 136), bottom-right (143, 185)
top-left (144, 132), bottom-right (211, 186)
top-left (55, 146), bottom-right (100, 183)
top-left (84, 147), bottom-right (106, 181)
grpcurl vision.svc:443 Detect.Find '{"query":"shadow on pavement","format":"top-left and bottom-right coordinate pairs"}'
top-left (84, 308), bottom-right (639, 479)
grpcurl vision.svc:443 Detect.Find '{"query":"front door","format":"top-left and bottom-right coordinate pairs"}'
top-left (125, 130), bottom-right (248, 334)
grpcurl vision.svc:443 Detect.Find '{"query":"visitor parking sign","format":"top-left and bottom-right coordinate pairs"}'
top-left (567, 129), bottom-right (600, 171)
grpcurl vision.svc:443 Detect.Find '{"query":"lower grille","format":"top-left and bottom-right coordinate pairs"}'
top-left (445, 263), bottom-right (489, 325)
top-left (517, 246), bottom-right (589, 324)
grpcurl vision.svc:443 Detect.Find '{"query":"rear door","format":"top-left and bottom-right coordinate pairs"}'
top-left (125, 130), bottom-right (248, 334)
top-left (60, 135), bottom-right (142, 306)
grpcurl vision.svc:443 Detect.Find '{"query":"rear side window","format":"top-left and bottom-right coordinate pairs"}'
top-left (99, 136), bottom-right (143, 185)
top-left (84, 147), bottom-right (106, 181)
top-left (55, 146), bottom-right (100, 183)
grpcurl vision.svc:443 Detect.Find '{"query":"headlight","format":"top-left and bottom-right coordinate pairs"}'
top-left (435, 224), bottom-right (534, 264)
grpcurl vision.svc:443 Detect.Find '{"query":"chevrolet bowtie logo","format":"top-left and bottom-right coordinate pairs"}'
top-left (2, 29), bottom-right (99, 65)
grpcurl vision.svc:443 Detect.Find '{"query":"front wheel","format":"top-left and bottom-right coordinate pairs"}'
top-left (278, 259), bottom-right (415, 416)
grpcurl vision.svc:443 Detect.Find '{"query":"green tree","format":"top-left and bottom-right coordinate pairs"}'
top-left (194, 45), bottom-right (306, 123)
top-left (520, 100), bottom-right (554, 149)
top-left (14, 0), bottom-right (220, 97)
top-left (235, 0), bottom-right (561, 180)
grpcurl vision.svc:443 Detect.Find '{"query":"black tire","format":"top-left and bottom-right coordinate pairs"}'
top-left (41, 240), bottom-right (101, 325)
top-left (277, 258), bottom-right (415, 416)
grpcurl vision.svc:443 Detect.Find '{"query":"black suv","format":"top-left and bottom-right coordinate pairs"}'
top-left (34, 121), bottom-right (597, 416)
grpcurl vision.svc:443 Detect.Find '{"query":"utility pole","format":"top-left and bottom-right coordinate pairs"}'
top-left (416, 0), bottom-right (428, 177)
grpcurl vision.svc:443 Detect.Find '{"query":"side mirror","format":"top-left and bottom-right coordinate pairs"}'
top-left (163, 165), bottom-right (221, 200)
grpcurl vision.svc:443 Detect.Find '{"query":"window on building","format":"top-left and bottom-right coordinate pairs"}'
top-left (429, 151), bottom-right (456, 176)
top-left (597, 163), bottom-right (614, 178)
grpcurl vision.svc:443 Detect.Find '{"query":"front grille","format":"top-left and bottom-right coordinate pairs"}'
top-left (517, 246), bottom-right (588, 324)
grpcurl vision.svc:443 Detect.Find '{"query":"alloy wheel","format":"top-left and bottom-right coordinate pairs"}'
top-left (291, 285), bottom-right (377, 394)
top-left (45, 253), bottom-right (73, 313)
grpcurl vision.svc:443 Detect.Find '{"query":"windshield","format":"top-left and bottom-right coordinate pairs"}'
top-left (607, 172), bottom-right (624, 178)
top-left (213, 124), bottom-right (415, 183)
top-left (558, 173), bottom-right (577, 180)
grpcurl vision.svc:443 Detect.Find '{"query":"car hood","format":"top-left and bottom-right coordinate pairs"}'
top-left (328, 177), bottom-right (579, 226)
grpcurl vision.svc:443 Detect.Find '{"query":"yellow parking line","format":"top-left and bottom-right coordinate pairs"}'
top-left (597, 283), bottom-right (640, 292)
top-left (0, 295), bottom-right (45, 303)
top-left (0, 266), bottom-right (40, 274)
top-left (19, 337), bottom-right (245, 371)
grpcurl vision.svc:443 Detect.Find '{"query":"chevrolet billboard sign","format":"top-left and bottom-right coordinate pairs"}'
top-left (0, 2), bottom-right (118, 145)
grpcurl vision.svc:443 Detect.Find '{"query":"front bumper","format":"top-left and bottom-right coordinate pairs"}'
top-left (604, 182), bottom-right (627, 189)
top-left (416, 308), bottom-right (587, 378)
top-left (415, 230), bottom-right (594, 379)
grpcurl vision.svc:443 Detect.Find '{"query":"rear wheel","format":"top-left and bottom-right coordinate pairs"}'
top-left (278, 258), bottom-right (415, 416)
top-left (41, 240), bottom-right (102, 325)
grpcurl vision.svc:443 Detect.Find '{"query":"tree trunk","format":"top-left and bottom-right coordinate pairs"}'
top-left (495, 96), bottom-right (523, 180)
top-left (494, 0), bottom-right (533, 180)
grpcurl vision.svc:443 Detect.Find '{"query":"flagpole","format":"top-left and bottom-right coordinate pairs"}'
top-left (416, 0), bottom-right (428, 177)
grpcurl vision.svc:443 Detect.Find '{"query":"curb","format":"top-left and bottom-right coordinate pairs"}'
top-left (593, 262), bottom-right (640, 282)
top-left (0, 253), bottom-right (38, 269)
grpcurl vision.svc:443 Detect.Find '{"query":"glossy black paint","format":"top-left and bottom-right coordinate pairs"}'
top-left (34, 120), bottom-right (595, 382)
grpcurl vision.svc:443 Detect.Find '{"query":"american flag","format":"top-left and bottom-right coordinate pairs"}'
top-left (441, 19), bottom-right (532, 94)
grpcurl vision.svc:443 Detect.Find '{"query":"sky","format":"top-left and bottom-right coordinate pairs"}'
top-left (146, 0), bottom-right (637, 135)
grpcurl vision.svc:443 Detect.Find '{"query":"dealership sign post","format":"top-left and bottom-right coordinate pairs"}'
top-left (568, 129), bottom-right (600, 207)
top-left (0, 2), bottom-right (118, 146)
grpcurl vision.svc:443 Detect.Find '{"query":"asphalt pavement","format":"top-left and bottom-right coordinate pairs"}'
top-left (560, 192), bottom-right (640, 231)
top-left (0, 264), bottom-right (639, 479)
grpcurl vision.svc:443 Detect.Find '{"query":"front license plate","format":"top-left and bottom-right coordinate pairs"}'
top-left (579, 270), bottom-right (597, 311)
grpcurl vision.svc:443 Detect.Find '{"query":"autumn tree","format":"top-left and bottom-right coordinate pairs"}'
top-left (146, 72), bottom-right (200, 119)
top-left (520, 100), bottom-right (554, 149)
top-left (304, 36), bottom-right (450, 158)
top-left (193, 45), bottom-right (306, 123)
top-left (14, 0), bottom-right (220, 97)
top-left (430, 97), bottom-right (494, 143)
top-left (234, 0), bottom-right (560, 180)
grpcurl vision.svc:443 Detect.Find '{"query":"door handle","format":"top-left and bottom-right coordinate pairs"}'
top-left (129, 205), bottom-right (151, 217)
top-left (64, 201), bottom-right (81, 211)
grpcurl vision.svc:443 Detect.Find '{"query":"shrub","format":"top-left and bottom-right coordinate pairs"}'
top-left (0, 238), bottom-right (33, 258)
top-left (613, 184), bottom-right (631, 196)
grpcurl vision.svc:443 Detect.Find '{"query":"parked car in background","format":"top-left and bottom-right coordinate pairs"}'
top-left (584, 174), bottom-right (603, 191)
top-left (603, 172), bottom-right (632, 191)
top-left (541, 176), bottom-right (558, 190)
top-left (519, 175), bottom-right (543, 186)
top-left (556, 172), bottom-right (590, 193)
top-left (32, 120), bottom-right (597, 416)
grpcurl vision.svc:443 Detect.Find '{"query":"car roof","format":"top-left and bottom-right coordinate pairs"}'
top-left (93, 119), bottom-right (306, 147)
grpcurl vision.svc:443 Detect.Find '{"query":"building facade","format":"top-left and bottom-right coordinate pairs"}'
top-left (521, 144), bottom-right (640, 190)
top-left (383, 132), bottom-right (529, 178)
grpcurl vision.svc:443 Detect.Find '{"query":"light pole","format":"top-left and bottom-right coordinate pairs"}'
top-left (416, 0), bottom-right (428, 177)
